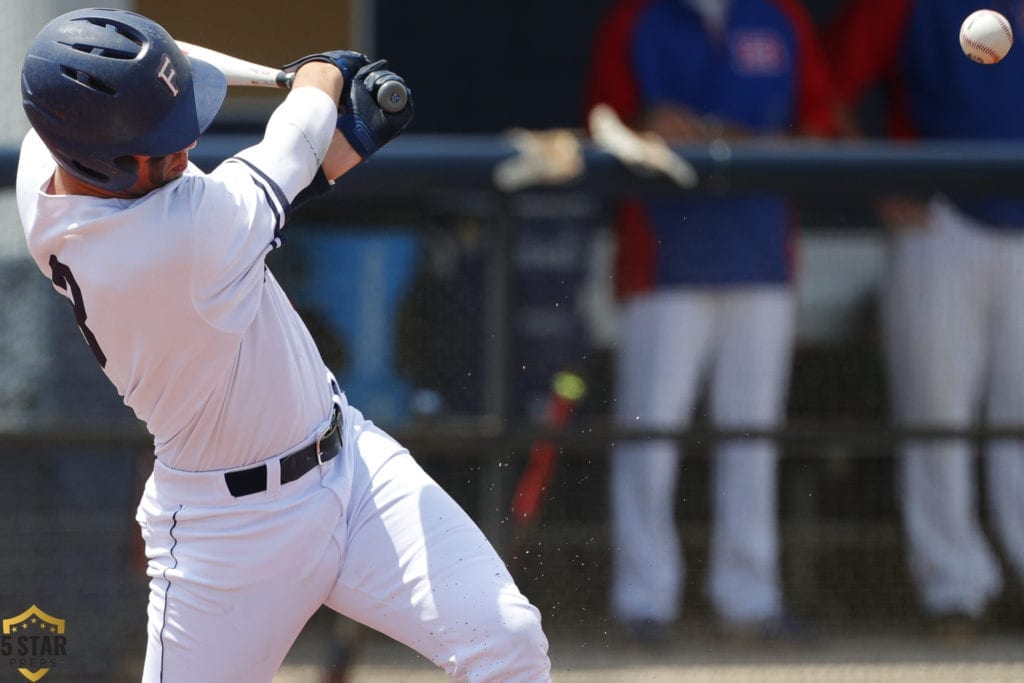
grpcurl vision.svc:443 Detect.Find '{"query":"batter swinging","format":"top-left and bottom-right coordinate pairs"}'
top-left (17, 9), bottom-right (550, 682)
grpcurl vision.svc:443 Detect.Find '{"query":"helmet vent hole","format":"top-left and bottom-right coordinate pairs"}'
top-left (83, 18), bottom-right (144, 47)
top-left (71, 160), bottom-right (109, 183)
top-left (61, 40), bottom-right (138, 60)
top-left (59, 66), bottom-right (116, 95)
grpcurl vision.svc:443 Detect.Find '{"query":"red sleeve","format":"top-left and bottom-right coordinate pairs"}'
top-left (825, 0), bottom-right (915, 105)
top-left (582, 0), bottom-right (652, 128)
top-left (769, 0), bottom-right (840, 136)
top-left (584, 0), bottom-right (659, 299)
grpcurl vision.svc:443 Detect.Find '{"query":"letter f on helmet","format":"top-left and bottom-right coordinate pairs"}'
top-left (157, 54), bottom-right (181, 96)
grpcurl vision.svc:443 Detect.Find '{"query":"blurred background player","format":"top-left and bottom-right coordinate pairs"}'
top-left (584, 0), bottom-right (840, 643)
top-left (828, 0), bottom-right (1024, 634)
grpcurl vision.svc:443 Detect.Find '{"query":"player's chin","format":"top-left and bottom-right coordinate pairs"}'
top-left (123, 154), bottom-right (188, 196)
top-left (152, 153), bottom-right (190, 185)
top-left (166, 157), bottom-right (189, 180)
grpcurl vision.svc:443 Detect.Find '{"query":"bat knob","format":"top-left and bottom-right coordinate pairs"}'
top-left (376, 80), bottom-right (408, 113)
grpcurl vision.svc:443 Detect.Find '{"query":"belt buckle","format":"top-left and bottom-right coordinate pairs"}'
top-left (315, 405), bottom-right (341, 466)
top-left (315, 424), bottom-right (335, 465)
top-left (315, 431), bottom-right (327, 465)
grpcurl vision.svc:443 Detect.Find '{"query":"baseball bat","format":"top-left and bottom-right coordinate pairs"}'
top-left (176, 40), bottom-right (409, 113)
top-left (506, 370), bottom-right (587, 578)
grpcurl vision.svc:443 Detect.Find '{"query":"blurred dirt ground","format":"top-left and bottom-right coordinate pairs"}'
top-left (273, 623), bottom-right (1024, 683)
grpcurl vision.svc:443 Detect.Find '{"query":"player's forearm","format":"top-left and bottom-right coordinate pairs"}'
top-left (291, 61), bottom-right (343, 107)
top-left (232, 86), bottom-right (338, 200)
top-left (643, 104), bottom-right (751, 141)
top-left (322, 130), bottom-right (362, 181)
top-left (244, 62), bottom-right (360, 187)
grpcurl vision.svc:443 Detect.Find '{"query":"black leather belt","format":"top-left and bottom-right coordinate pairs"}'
top-left (224, 410), bottom-right (343, 497)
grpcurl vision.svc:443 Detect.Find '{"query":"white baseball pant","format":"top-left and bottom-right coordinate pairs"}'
top-left (136, 395), bottom-right (550, 682)
top-left (883, 196), bottom-right (1024, 617)
top-left (610, 286), bottom-right (795, 624)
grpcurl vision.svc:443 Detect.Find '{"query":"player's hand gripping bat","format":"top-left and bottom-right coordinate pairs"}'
top-left (176, 41), bottom-right (410, 113)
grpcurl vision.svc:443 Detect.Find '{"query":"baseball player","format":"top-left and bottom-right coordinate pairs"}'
top-left (17, 9), bottom-right (550, 682)
top-left (828, 0), bottom-right (1024, 630)
top-left (585, 0), bottom-right (837, 642)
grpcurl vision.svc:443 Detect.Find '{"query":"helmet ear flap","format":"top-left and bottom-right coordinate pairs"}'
top-left (68, 159), bottom-right (110, 184)
top-left (53, 152), bottom-right (140, 189)
top-left (56, 152), bottom-right (120, 187)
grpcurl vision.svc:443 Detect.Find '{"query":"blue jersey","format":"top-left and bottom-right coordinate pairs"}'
top-left (830, 0), bottom-right (1024, 228)
top-left (586, 0), bottom-right (836, 292)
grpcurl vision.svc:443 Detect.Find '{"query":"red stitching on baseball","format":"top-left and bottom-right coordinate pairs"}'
top-left (961, 30), bottom-right (1001, 61)
top-left (997, 16), bottom-right (1013, 42)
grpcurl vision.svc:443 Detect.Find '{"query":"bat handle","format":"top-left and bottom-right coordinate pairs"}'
top-left (375, 80), bottom-right (409, 113)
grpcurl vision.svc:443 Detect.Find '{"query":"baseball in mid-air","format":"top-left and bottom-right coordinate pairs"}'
top-left (959, 9), bottom-right (1013, 64)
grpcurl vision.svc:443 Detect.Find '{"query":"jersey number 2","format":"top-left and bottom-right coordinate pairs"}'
top-left (49, 255), bottom-right (107, 368)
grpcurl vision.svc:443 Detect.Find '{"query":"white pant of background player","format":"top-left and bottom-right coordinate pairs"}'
top-left (137, 394), bottom-right (550, 682)
top-left (610, 287), bottom-right (795, 625)
top-left (884, 196), bottom-right (1024, 618)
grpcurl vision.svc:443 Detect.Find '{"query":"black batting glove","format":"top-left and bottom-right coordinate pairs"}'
top-left (282, 50), bottom-right (371, 101)
top-left (337, 60), bottom-right (415, 160)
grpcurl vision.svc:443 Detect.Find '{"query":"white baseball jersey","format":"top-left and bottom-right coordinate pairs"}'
top-left (17, 86), bottom-right (339, 472)
top-left (17, 82), bottom-right (553, 682)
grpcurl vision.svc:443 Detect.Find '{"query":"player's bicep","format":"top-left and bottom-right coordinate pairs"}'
top-left (186, 176), bottom-right (279, 333)
top-left (630, 10), bottom-right (686, 108)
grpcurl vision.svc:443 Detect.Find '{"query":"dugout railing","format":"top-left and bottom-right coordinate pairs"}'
top-left (3, 135), bottom-right (1024, 650)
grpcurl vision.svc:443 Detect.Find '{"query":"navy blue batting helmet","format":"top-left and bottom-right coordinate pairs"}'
top-left (21, 8), bottom-right (227, 192)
